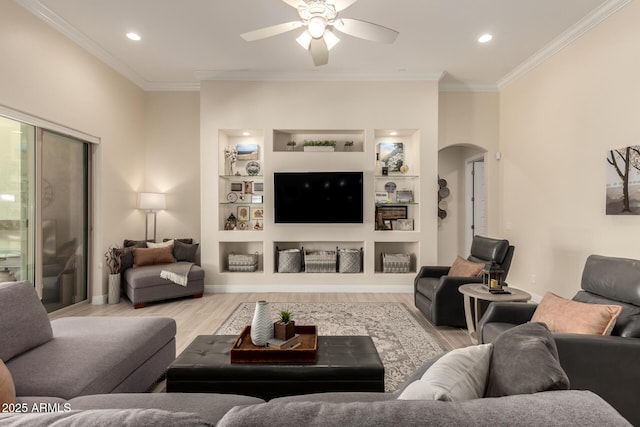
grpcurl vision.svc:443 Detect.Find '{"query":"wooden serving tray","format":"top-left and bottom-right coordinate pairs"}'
top-left (230, 325), bottom-right (318, 363)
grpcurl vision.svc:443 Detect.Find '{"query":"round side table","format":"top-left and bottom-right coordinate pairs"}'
top-left (458, 283), bottom-right (531, 344)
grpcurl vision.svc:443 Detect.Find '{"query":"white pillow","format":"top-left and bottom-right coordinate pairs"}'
top-left (398, 343), bottom-right (493, 401)
top-left (147, 239), bottom-right (174, 248)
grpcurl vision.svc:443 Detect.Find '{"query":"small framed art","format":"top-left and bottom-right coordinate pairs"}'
top-left (393, 218), bottom-right (414, 231)
top-left (237, 206), bottom-right (250, 222)
top-left (251, 207), bottom-right (264, 220)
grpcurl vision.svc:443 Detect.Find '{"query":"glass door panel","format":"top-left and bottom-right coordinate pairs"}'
top-left (0, 116), bottom-right (35, 285)
top-left (40, 131), bottom-right (88, 312)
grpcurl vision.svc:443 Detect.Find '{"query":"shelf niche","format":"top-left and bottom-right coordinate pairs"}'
top-left (273, 129), bottom-right (365, 152)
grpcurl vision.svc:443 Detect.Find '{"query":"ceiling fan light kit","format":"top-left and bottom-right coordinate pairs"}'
top-left (240, 0), bottom-right (398, 67)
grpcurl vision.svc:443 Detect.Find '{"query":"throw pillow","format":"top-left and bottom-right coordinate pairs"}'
top-left (485, 322), bottom-right (569, 397)
top-left (164, 238), bottom-right (194, 244)
top-left (0, 281), bottom-right (54, 361)
top-left (173, 240), bottom-right (199, 263)
top-left (132, 247), bottom-right (176, 267)
top-left (448, 256), bottom-right (484, 277)
top-left (397, 343), bottom-right (493, 401)
top-left (123, 239), bottom-right (150, 248)
top-left (147, 239), bottom-right (174, 249)
top-left (531, 292), bottom-right (622, 335)
top-left (0, 360), bottom-right (16, 407)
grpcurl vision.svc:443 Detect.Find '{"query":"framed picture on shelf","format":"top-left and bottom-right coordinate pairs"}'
top-left (237, 206), bottom-right (250, 222)
top-left (378, 142), bottom-right (404, 172)
top-left (396, 190), bottom-right (413, 203)
top-left (375, 192), bottom-right (389, 204)
top-left (243, 181), bottom-right (253, 194)
top-left (376, 205), bottom-right (408, 220)
top-left (393, 218), bottom-right (414, 231)
top-left (251, 194), bottom-right (263, 204)
top-left (253, 182), bottom-right (264, 192)
top-left (230, 182), bottom-right (243, 192)
top-left (236, 143), bottom-right (259, 160)
top-left (251, 207), bottom-right (264, 220)
top-left (383, 220), bottom-right (393, 230)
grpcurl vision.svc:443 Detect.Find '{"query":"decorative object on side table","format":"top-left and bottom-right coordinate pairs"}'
top-left (273, 310), bottom-right (295, 341)
top-left (482, 266), bottom-right (507, 293)
top-left (250, 300), bottom-right (274, 346)
top-left (104, 245), bottom-right (123, 304)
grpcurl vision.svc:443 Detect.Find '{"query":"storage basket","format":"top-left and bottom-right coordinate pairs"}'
top-left (228, 252), bottom-right (259, 272)
top-left (277, 248), bottom-right (302, 273)
top-left (382, 253), bottom-right (411, 273)
top-left (304, 249), bottom-right (337, 273)
top-left (338, 248), bottom-right (362, 273)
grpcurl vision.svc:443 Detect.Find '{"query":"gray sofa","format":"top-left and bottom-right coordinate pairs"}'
top-left (121, 239), bottom-right (205, 308)
top-left (1, 320), bottom-right (631, 426)
top-left (1, 280), bottom-right (175, 399)
top-left (478, 254), bottom-right (640, 426)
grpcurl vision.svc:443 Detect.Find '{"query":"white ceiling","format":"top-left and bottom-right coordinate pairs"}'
top-left (17, 0), bottom-right (629, 91)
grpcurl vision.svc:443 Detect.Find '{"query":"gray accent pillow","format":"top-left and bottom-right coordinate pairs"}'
top-left (123, 239), bottom-right (150, 248)
top-left (0, 281), bottom-right (53, 361)
top-left (164, 238), bottom-right (194, 244)
top-left (485, 322), bottom-right (569, 397)
top-left (173, 240), bottom-right (199, 262)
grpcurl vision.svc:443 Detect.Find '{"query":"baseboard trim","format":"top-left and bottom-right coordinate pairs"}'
top-left (205, 283), bottom-right (413, 294)
top-left (92, 294), bottom-right (107, 305)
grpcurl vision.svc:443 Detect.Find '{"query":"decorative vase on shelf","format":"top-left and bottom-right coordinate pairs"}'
top-left (250, 300), bottom-right (273, 346)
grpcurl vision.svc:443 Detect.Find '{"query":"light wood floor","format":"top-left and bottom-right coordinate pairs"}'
top-left (49, 292), bottom-right (473, 356)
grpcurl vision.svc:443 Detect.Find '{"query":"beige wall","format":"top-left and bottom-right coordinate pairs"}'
top-left (144, 92), bottom-right (201, 242)
top-left (0, 1), bottom-right (145, 301)
top-left (500, 1), bottom-right (640, 299)
top-left (437, 91), bottom-right (500, 262)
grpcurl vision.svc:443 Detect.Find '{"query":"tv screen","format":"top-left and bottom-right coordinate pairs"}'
top-left (274, 172), bottom-right (363, 223)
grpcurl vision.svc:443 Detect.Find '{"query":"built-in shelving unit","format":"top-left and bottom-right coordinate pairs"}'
top-left (212, 127), bottom-right (424, 290)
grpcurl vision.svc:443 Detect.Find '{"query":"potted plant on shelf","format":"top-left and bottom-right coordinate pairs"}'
top-left (344, 140), bottom-right (354, 152)
top-left (274, 310), bottom-right (296, 340)
top-left (303, 139), bottom-right (337, 152)
top-left (286, 140), bottom-right (297, 151)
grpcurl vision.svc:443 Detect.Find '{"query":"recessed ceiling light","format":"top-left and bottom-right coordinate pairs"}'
top-left (390, 131), bottom-right (398, 136)
top-left (242, 132), bottom-right (250, 136)
top-left (478, 34), bottom-right (493, 43)
top-left (126, 32), bottom-right (141, 41)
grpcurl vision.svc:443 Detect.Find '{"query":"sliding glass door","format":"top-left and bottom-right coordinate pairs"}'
top-left (40, 131), bottom-right (89, 312)
top-left (0, 115), bottom-right (90, 312)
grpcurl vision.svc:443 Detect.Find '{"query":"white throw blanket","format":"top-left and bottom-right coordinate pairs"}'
top-left (160, 262), bottom-right (194, 286)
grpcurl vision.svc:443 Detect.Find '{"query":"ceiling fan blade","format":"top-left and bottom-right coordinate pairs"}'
top-left (333, 18), bottom-right (398, 44)
top-left (309, 38), bottom-right (329, 66)
top-left (331, 0), bottom-right (359, 12)
top-left (240, 21), bottom-right (302, 42)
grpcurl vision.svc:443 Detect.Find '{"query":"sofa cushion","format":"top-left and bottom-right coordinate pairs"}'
top-left (0, 281), bottom-right (53, 361)
top-left (173, 240), bottom-right (199, 263)
top-left (217, 391), bottom-right (630, 427)
top-left (485, 322), bottom-right (569, 397)
top-left (0, 360), bottom-right (16, 406)
top-left (0, 409), bottom-right (210, 427)
top-left (398, 343), bottom-right (492, 401)
top-left (6, 317), bottom-right (176, 399)
top-left (124, 264), bottom-right (205, 290)
top-left (133, 247), bottom-right (176, 267)
top-left (123, 239), bottom-right (150, 248)
top-left (532, 292), bottom-right (622, 335)
top-left (70, 393), bottom-right (265, 426)
top-left (448, 256), bottom-right (484, 277)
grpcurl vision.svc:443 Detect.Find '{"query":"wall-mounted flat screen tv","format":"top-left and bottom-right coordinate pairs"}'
top-left (274, 172), bottom-right (363, 223)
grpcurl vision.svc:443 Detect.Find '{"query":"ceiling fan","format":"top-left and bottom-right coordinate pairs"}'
top-left (240, 0), bottom-right (399, 66)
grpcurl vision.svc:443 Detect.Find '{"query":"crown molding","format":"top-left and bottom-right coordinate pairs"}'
top-left (195, 70), bottom-right (445, 82)
top-left (497, 0), bottom-right (633, 90)
top-left (439, 83), bottom-right (499, 93)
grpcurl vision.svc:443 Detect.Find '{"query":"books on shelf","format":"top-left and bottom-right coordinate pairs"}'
top-left (266, 334), bottom-right (301, 350)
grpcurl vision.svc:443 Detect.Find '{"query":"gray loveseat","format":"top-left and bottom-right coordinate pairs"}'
top-left (1, 280), bottom-right (175, 399)
top-left (120, 239), bottom-right (205, 308)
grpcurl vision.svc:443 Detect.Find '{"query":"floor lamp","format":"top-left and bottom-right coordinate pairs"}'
top-left (138, 192), bottom-right (166, 242)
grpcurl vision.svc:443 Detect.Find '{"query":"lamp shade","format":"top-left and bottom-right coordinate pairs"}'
top-left (138, 192), bottom-right (166, 210)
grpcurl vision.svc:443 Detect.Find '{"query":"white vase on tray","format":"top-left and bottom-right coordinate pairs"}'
top-left (250, 300), bottom-right (273, 346)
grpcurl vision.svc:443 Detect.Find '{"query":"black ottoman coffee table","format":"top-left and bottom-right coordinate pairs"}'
top-left (166, 335), bottom-right (384, 400)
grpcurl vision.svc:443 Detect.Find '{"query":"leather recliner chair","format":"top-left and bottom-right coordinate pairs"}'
top-left (414, 235), bottom-right (515, 327)
top-left (478, 254), bottom-right (640, 426)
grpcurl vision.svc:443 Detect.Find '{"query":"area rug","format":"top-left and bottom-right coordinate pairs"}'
top-left (215, 302), bottom-right (447, 392)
